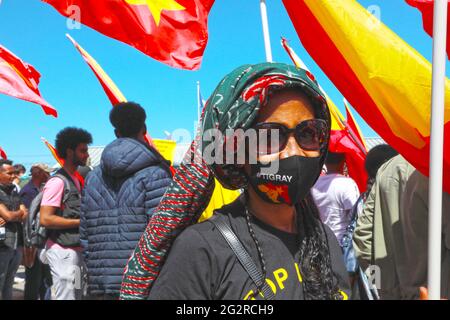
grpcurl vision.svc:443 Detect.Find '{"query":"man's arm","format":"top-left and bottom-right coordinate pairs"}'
top-left (39, 205), bottom-right (79, 229)
top-left (0, 203), bottom-right (25, 222)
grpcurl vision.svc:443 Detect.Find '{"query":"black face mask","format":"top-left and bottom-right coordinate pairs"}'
top-left (248, 156), bottom-right (322, 206)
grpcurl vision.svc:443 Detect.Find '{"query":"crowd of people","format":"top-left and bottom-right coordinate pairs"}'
top-left (0, 62), bottom-right (448, 300)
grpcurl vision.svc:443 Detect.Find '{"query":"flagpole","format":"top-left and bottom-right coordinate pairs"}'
top-left (428, 0), bottom-right (447, 300)
top-left (197, 81), bottom-right (201, 122)
top-left (259, 0), bottom-right (273, 62)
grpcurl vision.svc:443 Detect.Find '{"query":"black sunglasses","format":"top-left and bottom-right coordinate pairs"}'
top-left (253, 119), bottom-right (328, 155)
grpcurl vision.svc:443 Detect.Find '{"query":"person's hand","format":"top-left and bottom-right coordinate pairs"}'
top-left (420, 287), bottom-right (447, 300)
top-left (420, 287), bottom-right (428, 300)
top-left (19, 206), bottom-right (28, 222)
top-left (0, 217), bottom-right (6, 227)
top-left (12, 209), bottom-right (26, 222)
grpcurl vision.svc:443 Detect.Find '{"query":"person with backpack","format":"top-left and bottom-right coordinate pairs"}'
top-left (20, 163), bottom-right (54, 300)
top-left (0, 159), bottom-right (27, 300)
top-left (121, 63), bottom-right (351, 300)
top-left (80, 102), bottom-right (172, 300)
top-left (39, 127), bottom-right (93, 300)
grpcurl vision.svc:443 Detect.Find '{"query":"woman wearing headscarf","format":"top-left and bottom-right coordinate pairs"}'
top-left (120, 63), bottom-right (351, 300)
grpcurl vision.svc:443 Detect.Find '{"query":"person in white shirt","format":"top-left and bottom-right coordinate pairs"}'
top-left (311, 152), bottom-right (360, 246)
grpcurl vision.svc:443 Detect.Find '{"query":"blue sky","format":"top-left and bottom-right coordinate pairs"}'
top-left (0, 0), bottom-right (441, 168)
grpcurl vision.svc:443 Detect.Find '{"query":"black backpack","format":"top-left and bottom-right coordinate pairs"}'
top-left (23, 174), bottom-right (71, 249)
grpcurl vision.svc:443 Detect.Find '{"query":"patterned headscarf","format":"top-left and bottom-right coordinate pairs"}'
top-left (202, 62), bottom-right (331, 189)
top-left (120, 62), bottom-right (331, 299)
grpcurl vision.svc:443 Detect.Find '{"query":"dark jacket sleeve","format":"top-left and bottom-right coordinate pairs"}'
top-left (148, 227), bottom-right (215, 300)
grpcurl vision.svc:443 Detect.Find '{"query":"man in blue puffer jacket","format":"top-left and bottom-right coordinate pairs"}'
top-left (80, 102), bottom-right (172, 299)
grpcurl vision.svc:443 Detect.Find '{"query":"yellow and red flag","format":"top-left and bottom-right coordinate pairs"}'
top-left (283, 0), bottom-right (450, 192)
top-left (0, 45), bottom-right (57, 117)
top-left (42, 137), bottom-right (62, 167)
top-left (66, 34), bottom-right (126, 105)
top-left (344, 99), bottom-right (367, 152)
top-left (43, 0), bottom-right (215, 70)
top-left (281, 37), bottom-right (368, 191)
top-left (0, 146), bottom-right (7, 159)
top-left (41, 137), bottom-right (86, 187)
top-left (406, 0), bottom-right (450, 58)
top-left (66, 34), bottom-right (158, 150)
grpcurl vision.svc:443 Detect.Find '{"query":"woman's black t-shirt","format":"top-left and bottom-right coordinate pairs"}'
top-left (149, 197), bottom-right (351, 300)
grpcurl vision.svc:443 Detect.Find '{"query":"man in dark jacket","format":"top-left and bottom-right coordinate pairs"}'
top-left (80, 102), bottom-right (172, 299)
top-left (0, 159), bottom-right (27, 300)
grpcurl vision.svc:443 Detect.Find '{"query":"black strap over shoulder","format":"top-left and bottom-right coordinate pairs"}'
top-left (210, 217), bottom-right (275, 300)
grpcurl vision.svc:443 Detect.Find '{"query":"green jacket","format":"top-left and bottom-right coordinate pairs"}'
top-left (353, 155), bottom-right (415, 299)
top-left (400, 169), bottom-right (450, 299)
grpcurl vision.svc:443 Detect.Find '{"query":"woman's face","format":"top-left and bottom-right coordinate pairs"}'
top-left (254, 89), bottom-right (321, 163)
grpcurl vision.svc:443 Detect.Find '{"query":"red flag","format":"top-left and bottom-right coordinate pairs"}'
top-left (406, 0), bottom-right (450, 58)
top-left (0, 146), bottom-right (7, 159)
top-left (0, 45), bottom-right (57, 117)
top-left (329, 129), bottom-right (368, 192)
top-left (43, 0), bottom-right (215, 70)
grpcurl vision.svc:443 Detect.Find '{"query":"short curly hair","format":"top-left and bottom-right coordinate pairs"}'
top-left (55, 127), bottom-right (93, 159)
top-left (110, 102), bottom-right (146, 138)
